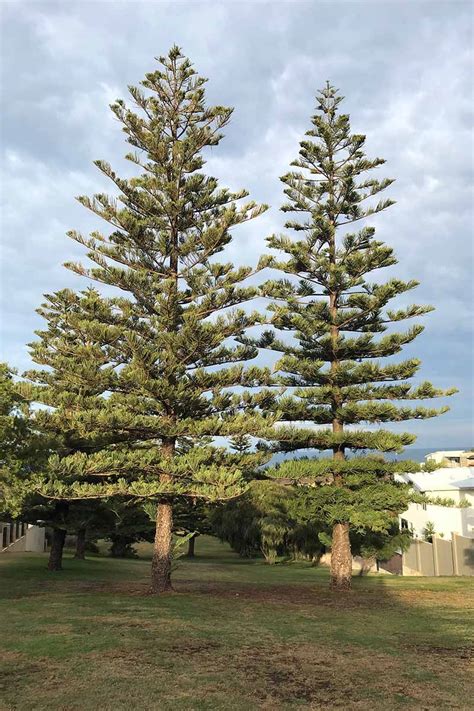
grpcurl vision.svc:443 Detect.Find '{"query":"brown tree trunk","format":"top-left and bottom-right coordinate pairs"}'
top-left (187, 533), bottom-right (197, 558)
top-left (151, 502), bottom-right (173, 593)
top-left (151, 437), bottom-right (175, 593)
top-left (358, 555), bottom-right (376, 576)
top-left (150, 119), bottom-right (179, 593)
top-left (330, 522), bottom-right (352, 590)
top-left (47, 527), bottom-right (66, 571)
top-left (110, 535), bottom-right (136, 558)
top-left (74, 528), bottom-right (86, 560)
top-left (326, 142), bottom-right (353, 591)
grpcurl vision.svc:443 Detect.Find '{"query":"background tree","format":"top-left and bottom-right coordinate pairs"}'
top-left (4, 288), bottom-right (119, 570)
top-left (0, 364), bottom-right (56, 560)
top-left (170, 499), bottom-right (214, 557)
top-left (210, 480), bottom-right (324, 564)
top-left (27, 47), bottom-right (275, 593)
top-left (104, 501), bottom-right (155, 558)
top-left (253, 84), bottom-right (455, 590)
top-left (0, 364), bottom-right (48, 498)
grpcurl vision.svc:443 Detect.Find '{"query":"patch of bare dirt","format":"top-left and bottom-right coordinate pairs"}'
top-left (228, 641), bottom-right (473, 709)
top-left (171, 580), bottom-right (391, 608)
top-left (164, 639), bottom-right (222, 655)
top-left (5, 640), bottom-right (472, 710)
top-left (407, 644), bottom-right (474, 662)
top-left (11, 575), bottom-right (473, 613)
top-left (83, 636), bottom-right (473, 708)
top-left (0, 652), bottom-right (56, 697)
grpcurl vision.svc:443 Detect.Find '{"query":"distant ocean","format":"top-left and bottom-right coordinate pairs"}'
top-left (269, 447), bottom-right (470, 465)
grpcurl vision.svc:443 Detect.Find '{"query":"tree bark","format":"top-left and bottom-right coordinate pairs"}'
top-left (47, 527), bottom-right (66, 571)
top-left (110, 535), bottom-right (136, 558)
top-left (326, 130), bottom-right (352, 592)
top-left (74, 528), bottom-right (86, 560)
top-left (187, 533), bottom-right (197, 558)
top-left (150, 96), bottom-right (179, 594)
top-left (330, 522), bottom-right (352, 590)
top-left (358, 555), bottom-right (376, 576)
top-left (151, 502), bottom-right (173, 593)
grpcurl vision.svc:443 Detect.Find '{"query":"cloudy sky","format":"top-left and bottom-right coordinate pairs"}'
top-left (1, 0), bottom-right (473, 449)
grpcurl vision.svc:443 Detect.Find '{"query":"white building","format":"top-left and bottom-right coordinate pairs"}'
top-left (397, 467), bottom-right (474, 539)
top-left (426, 450), bottom-right (474, 467)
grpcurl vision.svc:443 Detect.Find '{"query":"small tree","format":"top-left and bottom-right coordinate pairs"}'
top-left (256, 84), bottom-right (455, 590)
top-left (9, 289), bottom-right (120, 570)
top-left (106, 501), bottom-right (155, 558)
top-left (422, 521), bottom-right (436, 543)
top-left (27, 47), bottom-right (274, 593)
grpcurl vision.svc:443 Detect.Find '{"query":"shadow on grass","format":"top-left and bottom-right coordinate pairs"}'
top-left (0, 543), bottom-right (473, 710)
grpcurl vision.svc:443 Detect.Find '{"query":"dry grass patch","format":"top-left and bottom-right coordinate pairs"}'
top-left (1, 544), bottom-right (473, 710)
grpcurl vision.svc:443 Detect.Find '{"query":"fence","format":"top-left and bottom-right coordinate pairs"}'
top-left (400, 533), bottom-right (474, 576)
top-left (1, 522), bottom-right (46, 553)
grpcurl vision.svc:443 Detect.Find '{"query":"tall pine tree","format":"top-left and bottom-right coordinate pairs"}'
top-left (27, 47), bottom-right (274, 592)
top-left (255, 84), bottom-right (456, 591)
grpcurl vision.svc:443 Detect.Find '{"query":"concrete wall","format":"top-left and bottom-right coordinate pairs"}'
top-left (1, 522), bottom-right (45, 553)
top-left (402, 534), bottom-right (474, 576)
top-left (24, 525), bottom-right (46, 552)
top-left (435, 537), bottom-right (454, 576)
top-left (403, 539), bottom-right (435, 576)
top-left (378, 552), bottom-right (402, 575)
top-left (320, 553), bottom-right (390, 575)
top-left (453, 533), bottom-right (474, 576)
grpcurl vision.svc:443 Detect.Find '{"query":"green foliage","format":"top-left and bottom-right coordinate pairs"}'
top-left (249, 83), bottom-right (456, 551)
top-left (0, 364), bottom-right (49, 486)
top-left (0, 363), bottom-right (53, 521)
top-left (23, 48), bottom-right (275, 511)
top-left (210, 481), bottom-right (325, 563)
top-left (106, 500), bottom-right (155, 557)
top-left (352, 526), bottom-right (412, 561)
top-left (422, 521), bottom-right (436, 543)
top-left (170, 531), bottom-right (196, 571)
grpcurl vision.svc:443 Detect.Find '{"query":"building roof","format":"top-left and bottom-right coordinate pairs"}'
top-left (398, 467), bottom-right (474, 493)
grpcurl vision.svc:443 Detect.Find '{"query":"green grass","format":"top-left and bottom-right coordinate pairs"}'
top-left (0, 537), bottom-right (473, 710)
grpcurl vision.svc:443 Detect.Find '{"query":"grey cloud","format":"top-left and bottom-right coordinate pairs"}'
top-left (1, 0), bottom-right (472, 447)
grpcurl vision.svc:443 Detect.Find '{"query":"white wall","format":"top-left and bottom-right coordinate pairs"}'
top-left (400, 502), bottom-right (474, 539)
top-left (25, 525), bottom-right (46, 552)
top-left (1, 524), bottom-right (45, 553)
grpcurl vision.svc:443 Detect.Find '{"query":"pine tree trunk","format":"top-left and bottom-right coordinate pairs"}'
top-left (47, 527), bottom-right (66, 571)
top-left (358, 555), bottom-right (376, 576)
top-left (327, 149), bottom-right (352, 592)
top-left (151, 439), bottom-right (174, 593)
top-left (151, 502), bottom-right (173, 593)
top-left (330, 522), bottom-right (352, 590)
top-left (74, 528), bottom-right (86, 560)
top-left (110, 535), bottom-right (136, 558)
top-left (187, 533), bottom-right (197, 558)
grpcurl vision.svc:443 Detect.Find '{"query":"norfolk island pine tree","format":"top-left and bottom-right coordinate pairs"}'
top-left (248, 83), bottom-right (456, 591)
top-left (2, 289), bottom-right (127, 570)
top-left (24, 47), bottom-right (277, 593)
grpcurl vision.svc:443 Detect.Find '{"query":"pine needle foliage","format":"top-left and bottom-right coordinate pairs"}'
top-left (252, 84), bottom-right (456, 590)
top-left (0, 363), bottom-right (50, 512)
top-left (26, 47), bottom-right (275, 592)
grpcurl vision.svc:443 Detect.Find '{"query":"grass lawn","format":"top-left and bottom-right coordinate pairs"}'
top-left (0, 537), bottom-right (472, 710)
